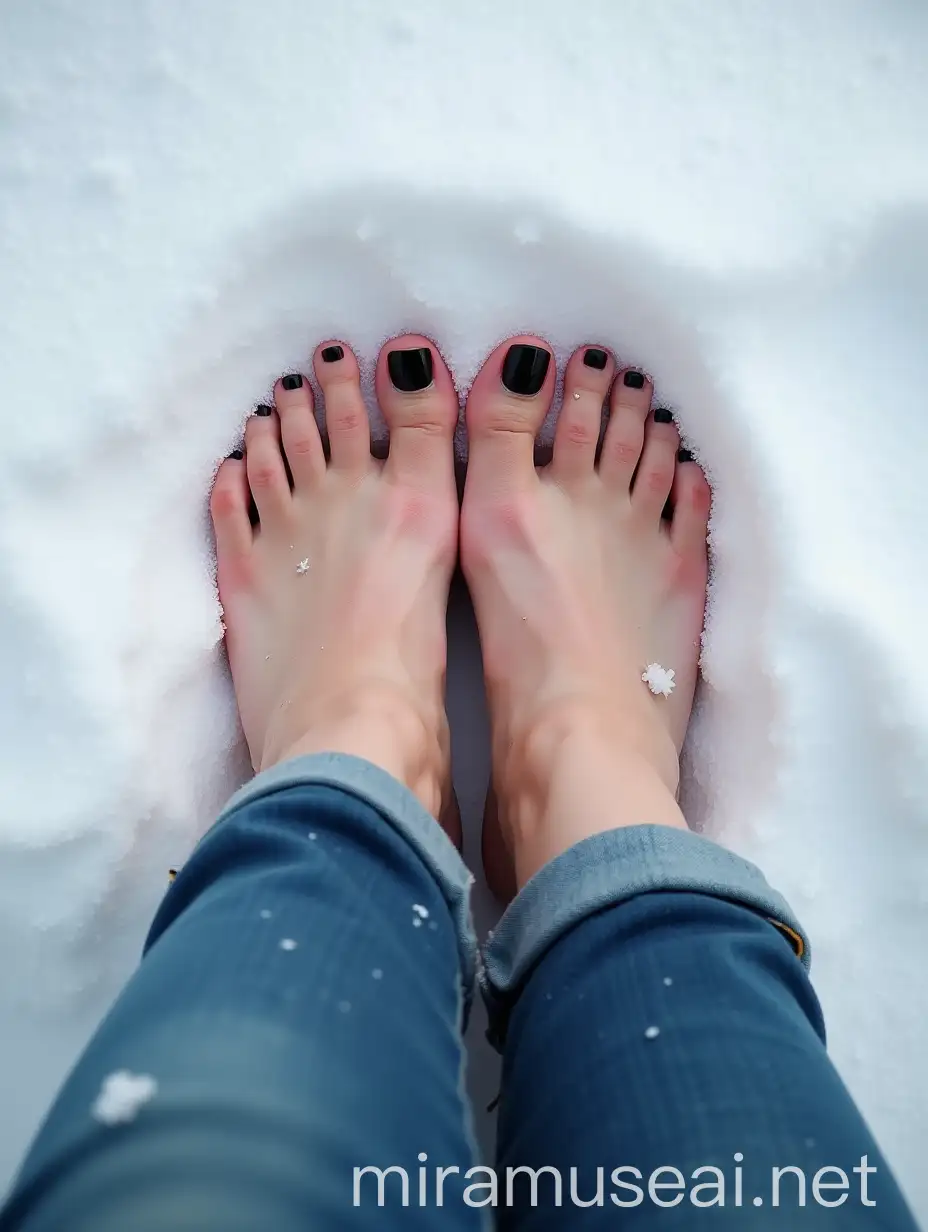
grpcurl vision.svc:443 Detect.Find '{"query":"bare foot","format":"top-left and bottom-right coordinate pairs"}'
top-left (460, 338), bottom-right (712, 899)
top-left (210, 336), bottom-right (461, 839)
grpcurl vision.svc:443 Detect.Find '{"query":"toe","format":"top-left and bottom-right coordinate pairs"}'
top-left (599, 367), bottom-right (652, 491)
top-left (464, 336), bottom-right (555, 494)
top-left (244, 405), bottom-right (291, 525)
top-left (551, 344), bottom-right (614, 482)
top-left (313, 341), bottom-right (371, 473)
top-left (669, 450), bottom-right (712, 557)
top-left (210, 451), bottom-right (253, 562)
top-left (375, 334), bottom-right (458, 488)
top-left (275, 371), bottom-right (325, 489)
top-left (631, 405), bottom-right (680, 521)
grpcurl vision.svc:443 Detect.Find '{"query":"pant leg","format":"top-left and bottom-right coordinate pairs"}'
top-left (1, 754), bottom-right (489, 1232)
top-left (483, 826), bottom-right (918, 1229)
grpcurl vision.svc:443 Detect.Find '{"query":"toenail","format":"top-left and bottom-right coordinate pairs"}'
top-left (653, 408), bottom-right (674, 424)
top-left (623, 370), bottom-right (645, 389)
top-left (583, 347), bottom-right (608, 370)
top-left (281, 374), bottom-right (303, 390)
top-left (255, 404), bottom-right (273, 417)
top-left (502, 344), bottom-right (550, 396)
top-left (321, 345), bottom-right (344, 363)
top-left (388, 347), bottom-right (433, 392)
top-left (227, 449), bottom-right (244, 460)
top-left (677, 448), bottom-right (694, 462)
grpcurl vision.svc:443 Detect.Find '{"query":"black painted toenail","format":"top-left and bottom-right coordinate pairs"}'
top-left (228, 449), bottom-right (244, 460)
top-left (255, 404), bottom-right (273, 416)
top-left (653, 408), bottom-right (674, 424)
top-left (388, 347), bottom-right (433, 392)
top-left (281, 374), bottom-right (303, 390)
top-left (623, 370), bottom-right (645, 389)
top-left (583, 347), bottom-right (608, 370)
top-left (677, 448), bottom-right (694, 462)
top-left (321, 345), bottom-right (344, 363)
top-left (502, 345), bottom-right (550, 396)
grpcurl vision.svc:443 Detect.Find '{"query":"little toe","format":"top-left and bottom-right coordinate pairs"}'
top-left (313, 341), bottom-right (371, 473)
top-left (210, 451), bottom-right (253, 566)
top-left (631, 405), bottom-right (680, 521)
top-left (375, 335), bottom-right (458, 489)
top-left (599, 367), bottom-right (652, 492)
top-left (244, 406), bottom-right (291, 526)
top-left (551, 345), bottom-right (615, 482)
top-left (275, 371), bottom-right (325, 489)
top-left (464, 336), bottom-right (555, 494)
top-left (669, 450), bottom-right (713, 559)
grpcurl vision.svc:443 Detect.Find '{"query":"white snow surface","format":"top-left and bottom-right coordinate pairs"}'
top-left (1, 0), bottom-right (928, 1213)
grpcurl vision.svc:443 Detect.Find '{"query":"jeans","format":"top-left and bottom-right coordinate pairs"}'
top-left (0, 753), bottom-right (917, 1229)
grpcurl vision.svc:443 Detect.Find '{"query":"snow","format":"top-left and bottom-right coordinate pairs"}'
top-left (644, 1027), bottom-right (661, 1042)
top-left (1, 0), bottom-right (927, 1217)
top-left (642, 664), bottom-right (676, 698)
top-left (91, 1071), bottom-right (157, 1126)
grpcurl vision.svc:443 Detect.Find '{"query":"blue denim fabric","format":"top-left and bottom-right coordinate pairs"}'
top-left (0, 754), bottom-right (917, 1230)
top-left (0, 773), bottom-right (486, 1232)
top-left (489, 890), bottom-right (917, 1228)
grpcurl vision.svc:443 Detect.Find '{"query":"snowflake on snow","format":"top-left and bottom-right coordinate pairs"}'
top-left (641, 663), bottom-right (675, 697)
top-left (92, 1071), bottom-right (157, 1125)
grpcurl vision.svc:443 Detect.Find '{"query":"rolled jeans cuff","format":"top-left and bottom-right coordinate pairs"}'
top-left (209, 752), bottom-right (479, 1010)
top-left (480, 824), bottom-right (810, 1039)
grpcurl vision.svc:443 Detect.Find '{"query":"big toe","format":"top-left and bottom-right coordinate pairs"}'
top-left (375, 334), bottom-right (459, 489)
top-left (464, 336), bottom-right (555, 494)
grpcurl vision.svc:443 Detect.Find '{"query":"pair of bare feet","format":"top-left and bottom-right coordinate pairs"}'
top-left (210, 334), bottom-right (711, 902)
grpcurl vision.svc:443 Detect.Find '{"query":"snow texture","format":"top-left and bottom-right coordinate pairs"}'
top-left (642, 664), bottom-right (676, 698)
top-left (1, 0), bottom-right (928, 1217)
top-left (91, 1071), bottom-right (157, 1126)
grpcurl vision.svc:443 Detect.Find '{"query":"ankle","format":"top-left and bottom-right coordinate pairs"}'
top-left (262, 682), bottom-right (448, 819)
top-left (498, 698), bottom-right (687, 889)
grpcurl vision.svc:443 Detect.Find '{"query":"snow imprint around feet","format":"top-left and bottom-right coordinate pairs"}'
top-left (1, 0), bottom-right (928, 1216)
